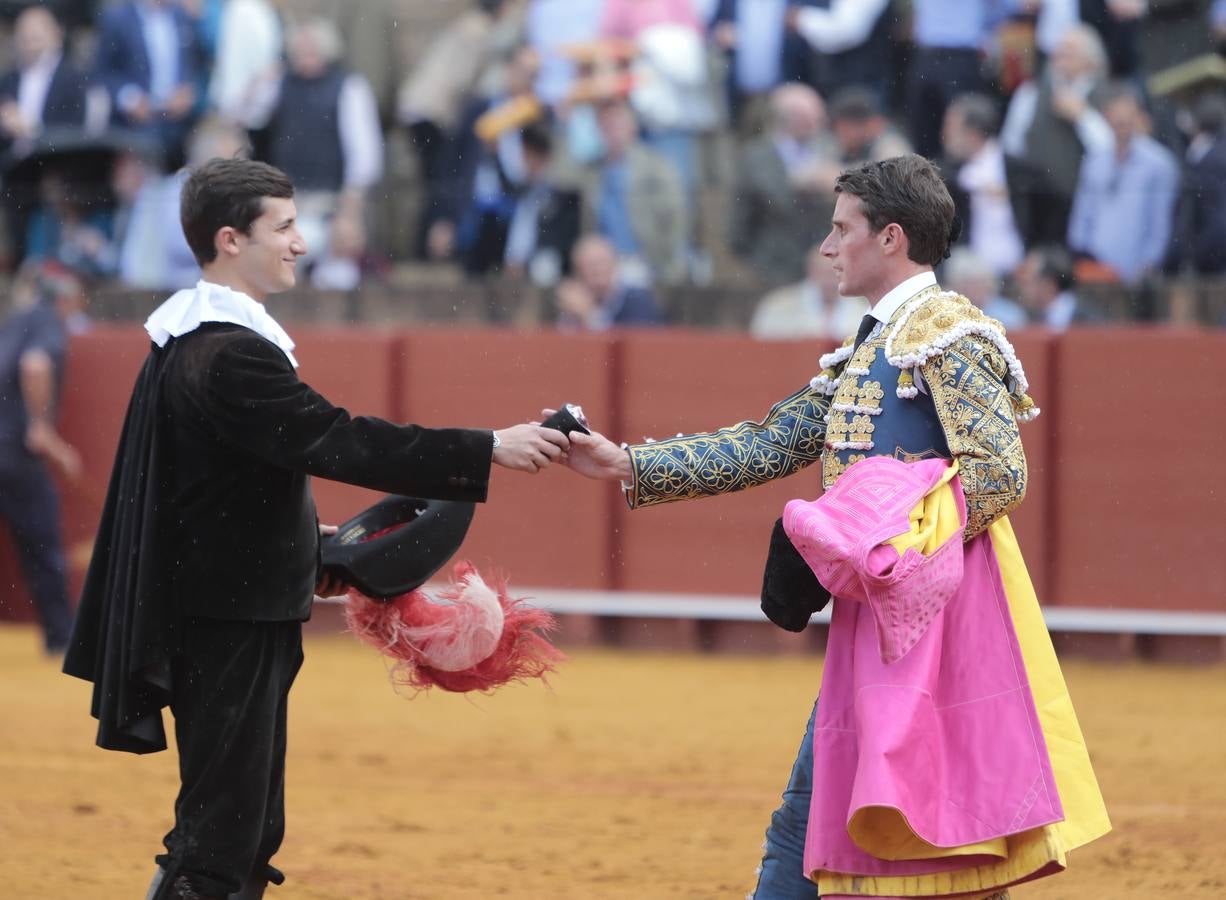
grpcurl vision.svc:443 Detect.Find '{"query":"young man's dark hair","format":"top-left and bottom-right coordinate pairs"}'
top-left (180, 158), bottom-right (294, 265)
top-left (834, 154), bottom-right (958, 266)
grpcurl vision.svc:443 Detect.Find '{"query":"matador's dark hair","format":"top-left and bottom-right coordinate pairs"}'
top-left (834, 154), bottom-right (958, 266)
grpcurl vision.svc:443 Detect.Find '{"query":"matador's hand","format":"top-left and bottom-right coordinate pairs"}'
top-left (562, 429), bottom-right (633, 483)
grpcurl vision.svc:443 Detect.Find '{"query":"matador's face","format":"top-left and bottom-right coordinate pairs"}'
top-left (820, 193), bottom-right (882, 300)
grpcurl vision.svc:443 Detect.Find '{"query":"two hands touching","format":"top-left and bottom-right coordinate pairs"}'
top-left (533, 408), bottom-right (633, 483)
top-left (315, 409), bottom-right (633, 599)
top-left (491, 409), bottom-right (633, 481)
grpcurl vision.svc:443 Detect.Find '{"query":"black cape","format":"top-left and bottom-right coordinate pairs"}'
top-left (63, 327), bottom-right (494, 754)
top-left (63, 345), bottom-right (177, 754)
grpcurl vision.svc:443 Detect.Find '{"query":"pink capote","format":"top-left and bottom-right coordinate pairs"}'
top-left (783, 457), bottom-right (1062, 878)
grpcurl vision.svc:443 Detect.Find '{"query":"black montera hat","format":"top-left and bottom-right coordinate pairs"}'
top-left (541, 402), bottom-right (592, 437)
top-left (320, 496), bottom-right (476, 600)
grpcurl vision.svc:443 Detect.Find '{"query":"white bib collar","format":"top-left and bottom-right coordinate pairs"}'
top-left (144, 280), bottom-right (298, 368)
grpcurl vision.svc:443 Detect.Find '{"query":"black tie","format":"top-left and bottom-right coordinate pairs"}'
top-left (851, 314), bottom-right (878, 351)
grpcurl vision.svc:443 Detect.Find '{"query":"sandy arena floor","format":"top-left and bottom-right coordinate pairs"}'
top-left (2, 624), bottom-right (1224, 899)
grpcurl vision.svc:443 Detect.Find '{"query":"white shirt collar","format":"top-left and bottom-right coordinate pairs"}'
top-left (144, 280), bottom-right (298, 367)
top-left (869, 270), bottom-right (937, 324)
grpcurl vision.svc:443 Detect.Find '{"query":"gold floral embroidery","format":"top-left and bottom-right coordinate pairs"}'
top-left (888, 289), bottom-right (1036, 420)
top-left (847, 414), bottom-right (876, 444)
top-left (922, 335), bottom-right (1028, 536)
top-left (825, 339), bottom-right (882, 447)
top-left (856, 380), bottom-right (885, 409)
top-left (890, 290), bottom-right (1001, 358)
top-left (627, 383), bottom-right (830, 508)
top-left (822, 452), bottom-right (868, 484)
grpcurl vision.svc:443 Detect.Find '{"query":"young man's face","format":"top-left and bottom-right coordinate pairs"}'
top-left (820, 192), bottom-right (887, 300)
top-left (233, 196), bottom-right (307, 299)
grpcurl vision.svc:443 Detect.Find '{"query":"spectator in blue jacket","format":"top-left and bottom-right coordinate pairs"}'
top-left (94, 0), bottom-right (205, 168)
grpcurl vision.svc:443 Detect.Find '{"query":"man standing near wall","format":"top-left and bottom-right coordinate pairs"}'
top-left (63, 157), bottom-right (568, 900)
top-left (0, 263), bottom-right (85, 655)
top-left (563, 154), bottom-right (1109, 897)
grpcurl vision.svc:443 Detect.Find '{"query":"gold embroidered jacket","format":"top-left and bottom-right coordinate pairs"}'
top-left (625, 289), bottom-right (1038, 537)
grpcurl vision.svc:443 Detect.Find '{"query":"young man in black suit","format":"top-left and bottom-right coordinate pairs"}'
top-left (63, 157), bottom-right (569, 900)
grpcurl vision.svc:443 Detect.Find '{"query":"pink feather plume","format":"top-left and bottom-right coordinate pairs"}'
top-left (344, 561), bottom-right (564, 693)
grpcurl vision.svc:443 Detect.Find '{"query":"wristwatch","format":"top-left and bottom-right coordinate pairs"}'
top-left (491, 431), bottom-right (501, 450)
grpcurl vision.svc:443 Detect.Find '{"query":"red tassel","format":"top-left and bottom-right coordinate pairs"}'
top-left (344, 561), bottom-right (564, 694)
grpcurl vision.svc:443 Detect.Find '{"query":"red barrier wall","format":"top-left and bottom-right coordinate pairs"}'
top-left (1005, 331), bottom-right (1055, 602)
top-left (293, 329), bottom-right (400, 528)
top-left (398, 328), bottom-right (617, 590)
top-left (616, 333), bottom-right (835, 595)
top-left (3, 325), bottom-right (1220, 631)
top-left (1049, 328), bottom-right (1226, 611)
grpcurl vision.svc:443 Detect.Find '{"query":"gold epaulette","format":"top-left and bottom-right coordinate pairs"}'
top-left (886, 290), bottom-right (1039, 422)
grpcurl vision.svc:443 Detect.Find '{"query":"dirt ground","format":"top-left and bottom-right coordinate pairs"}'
top-left (2, 624), bottom-right (1224, 899)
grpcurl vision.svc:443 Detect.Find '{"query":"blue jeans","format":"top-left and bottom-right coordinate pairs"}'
top-left (750, 701), bottom-right (820, 899)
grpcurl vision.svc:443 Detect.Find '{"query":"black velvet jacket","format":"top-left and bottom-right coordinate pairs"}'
top-left (65, 324), bottom-right (493, 752)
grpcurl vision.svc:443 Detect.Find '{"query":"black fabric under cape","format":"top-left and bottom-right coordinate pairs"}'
top-left (62, 345), bottom-right (177, 754)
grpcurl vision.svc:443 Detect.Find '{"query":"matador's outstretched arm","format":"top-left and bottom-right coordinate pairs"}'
top-left (625, 384), bottom-right (831, 509)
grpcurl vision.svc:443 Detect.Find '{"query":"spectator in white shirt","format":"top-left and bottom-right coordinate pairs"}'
top-left (941, 92), bottom-right (1026, 278)
top-left (111, 117), bottom-right (248, 291)
top-left (787, 0), bottom-right (894, 103)
top-left (208, 0), bottom-right (283, 124)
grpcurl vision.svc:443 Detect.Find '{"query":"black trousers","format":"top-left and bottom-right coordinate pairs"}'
top-left (0, 457), bottom-right (73, 651)
top-left (156, 618), bottom-right (303, 896)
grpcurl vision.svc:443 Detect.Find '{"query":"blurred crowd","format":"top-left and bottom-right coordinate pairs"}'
top-left (0, 0), bottom-right (1224, 333)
